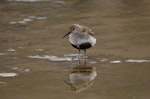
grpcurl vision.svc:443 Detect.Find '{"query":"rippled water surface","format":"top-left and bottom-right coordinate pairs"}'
top-left (0, 0), bottom-right (150, 99)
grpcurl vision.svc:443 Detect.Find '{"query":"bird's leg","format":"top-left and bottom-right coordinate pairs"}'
top-left (78, 49), bottom-right (81, 65)
top-left (84, 49), bottom-right (86, 55)
top-left (78, 49), bottom-right (81, 57)
top-left (84, 49), bottom-right (87, 58)
top-left (84, 49), bottom-right (87, 66)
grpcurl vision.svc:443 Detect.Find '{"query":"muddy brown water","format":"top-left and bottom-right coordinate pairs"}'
top-left (0, 0), bottom-right (150, 99)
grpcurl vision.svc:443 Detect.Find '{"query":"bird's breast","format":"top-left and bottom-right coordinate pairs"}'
top-left (69, 34), bottom-right (96, 47)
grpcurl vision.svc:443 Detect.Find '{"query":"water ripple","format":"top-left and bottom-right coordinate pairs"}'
top-left (27, 55), bottom-right (72, 62)
top-left (0, 73), bottom-right (18, 77)
top-left (26, 54), bottom-right (150, 63)
top-left (125, 59), bottom-right (150, 63)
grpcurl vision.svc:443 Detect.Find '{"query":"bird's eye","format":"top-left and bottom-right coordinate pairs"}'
top-left (70, 26), bottom-right (75, 31)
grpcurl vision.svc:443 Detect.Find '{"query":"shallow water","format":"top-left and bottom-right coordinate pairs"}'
top-left (0, 0), bottom-right (150, 99)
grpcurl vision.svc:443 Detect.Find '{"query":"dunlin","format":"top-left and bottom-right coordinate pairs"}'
top-left (63, 24), bottom-right (96, 55)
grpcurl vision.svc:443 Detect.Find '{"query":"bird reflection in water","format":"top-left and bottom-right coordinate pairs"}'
top-left (65, 65), bottom-right (97, 93)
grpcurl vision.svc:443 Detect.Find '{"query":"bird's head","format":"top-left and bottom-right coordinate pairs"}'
top-left (63, 24), bottom-right (82, 38)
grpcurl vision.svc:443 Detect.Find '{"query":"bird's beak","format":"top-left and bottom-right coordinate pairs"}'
top-left (63, 31), bottom-right (71, 38)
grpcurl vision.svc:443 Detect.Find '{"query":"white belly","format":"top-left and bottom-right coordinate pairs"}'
top-left (69, 34), bottom-right (96, 46)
